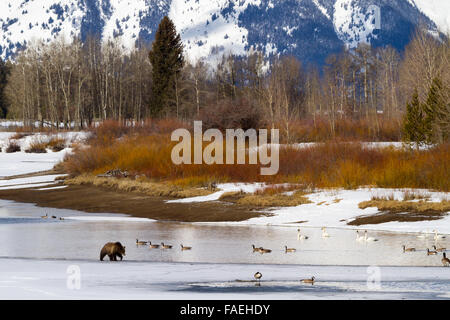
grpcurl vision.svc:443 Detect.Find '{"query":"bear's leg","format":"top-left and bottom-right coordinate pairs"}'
top-left (108, 254), bottom-right (114, 261)
top-left (117, 253), bottom-right (123, 261)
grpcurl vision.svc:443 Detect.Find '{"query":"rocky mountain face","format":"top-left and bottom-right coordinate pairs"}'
top-left (0, 0), bottom-right (447, 65)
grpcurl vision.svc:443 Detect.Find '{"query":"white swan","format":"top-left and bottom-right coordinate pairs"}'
top-left (433, 230), bottom-right (446, 241)
top-left (321, 227), bottom-right (330, 238)
top-left (356, 230), bottom-right (364, 241)
top-left (297, 228), bottom-right (309, 240)
top-left (364, 230), bottom-right (378, 242)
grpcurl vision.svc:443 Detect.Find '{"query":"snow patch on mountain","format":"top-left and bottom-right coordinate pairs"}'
top-left (409, 0), bottom-right (450, 33)
top-left (333, 0), bottom-right (379, 48)
top-left (0, 0), bottom-right (84, 52)
top-left (169, 0), bottom-right (261, 63)
top-left (313, 0), bottom-right (331, 20)
top-left (101, 0), bottom-right (148, 49)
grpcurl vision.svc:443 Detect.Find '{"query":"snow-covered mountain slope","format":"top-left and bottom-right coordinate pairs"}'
top-left (408, 0), bottom-right (450, 34)
top-left (0, 0), bottom-right (447, 65)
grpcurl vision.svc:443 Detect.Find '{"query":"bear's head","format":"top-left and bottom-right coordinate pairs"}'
top-left (115, 242), bottom-right (126, 256)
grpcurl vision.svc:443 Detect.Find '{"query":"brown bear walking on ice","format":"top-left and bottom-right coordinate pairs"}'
top-left (100, 242), bottom-right (126, 261)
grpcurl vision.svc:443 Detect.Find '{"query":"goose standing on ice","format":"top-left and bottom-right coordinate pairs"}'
top-left (136, 239), bottom-right (148, 245)
top-left (364, 230), bottom-right (378, 242)
top-left (321, 227), bottom-right (330, 238)
top-left (161, 242), bottom-right (173, 249)
top-left (284, 246), bottom-right (296, 253)
top-left (252, 244), bottom-right (262, 253)
top-left (41, 213), bottom-right (48, 219)
top-left (300, 276), bottom-right (315, 284)
top-left (148, 241), bottom-right (160, 249)
top-left (259, 248), bottom-right (272, 254)
top-left (402, 245), bottom-right (416, 252)
top-left (442, 253), bottom-right (450, 267)
top-left (254, 272), bottom-right (262, 283)
top-left (297, 229), bottom-right (309, 240)
top-left (433, 245), bottom-right (446, 252)
top-left (427, 248), bottom-right (438, 255)
top-left (180, 244), bottom-right (192, 251)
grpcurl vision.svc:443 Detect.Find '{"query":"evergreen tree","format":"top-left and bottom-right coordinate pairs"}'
top-left (148, 16), bottom-right (184, 117)
top-left (402, 89), bottom-right (426, 148)
top-left (422, 77), bottom-right (448, 144)
top-left (0, 60), bottom-right (10, 118)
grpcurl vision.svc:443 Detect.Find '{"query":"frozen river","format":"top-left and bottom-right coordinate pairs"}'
top-left (0, 199), bottom-right (448, 267)
top-left (1, 199), bottom-right (449, 299)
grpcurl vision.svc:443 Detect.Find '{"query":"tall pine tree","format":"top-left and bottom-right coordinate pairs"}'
top-left (402, 88), bottom-right (426, 148)
top-left (422, 77), bottom-right (448, 144)
top-left (148, 16), bottom-right (184, 117)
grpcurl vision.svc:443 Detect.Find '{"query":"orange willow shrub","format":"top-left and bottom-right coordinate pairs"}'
top-left (286, 117), bottom-right (402, 142)
top-left (64, 130), bottom-right (450, 192)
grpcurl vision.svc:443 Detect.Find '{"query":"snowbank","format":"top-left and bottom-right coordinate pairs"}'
top-left (190, 186), bottom-right (450, 234)
top-left (0, 131), bottom-right (89, 178)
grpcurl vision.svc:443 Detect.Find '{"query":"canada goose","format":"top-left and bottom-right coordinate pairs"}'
top-left (442, 253), bottom-right (450, 267)
top-left (259, 248), bottom-right (272, 254)
top-left (41, 213), bottom-right (48, 219)
top-left (297, 229), bottom-right (309, 240)
top-left (148, 241), bottom-right (159, 249)
top-left (356, 231), bottom-right (364, 241)
top-left (136, 239), bottom-right (148, 245)
top-left (402, 245), bottom-right (416, 252)
top-left (252, 244), bottom-right (261, 253)
top-left (161, 242), bottom-right (173, 249)
top-left (364, 230), bottom-right (378, 242)
top-left (300, 276), bottom-right (315, 284)
top-left (321, 227), bottom-right (330, 238)
top-left (51, 215), bottom-right (57, 219)
top-left (285, 246), bottom-right (296, 253)
top-left (254, 272), bottom-right (262, 282)
top-left (181, 244), bottom-right (192, 251)
top-left (427, 248), bottom-right (438, 255)
top-left (433, 245), bottom-right (446, 252)
top-left (59, 217), bottom-right (64, 221)
top-left (433, 230), bottom-right (446, 241)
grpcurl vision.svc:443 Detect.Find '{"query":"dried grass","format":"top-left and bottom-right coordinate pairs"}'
top-left (359, 199), bottom-right (450, 213)
top-left (64, 174), bottom-right (212, 198)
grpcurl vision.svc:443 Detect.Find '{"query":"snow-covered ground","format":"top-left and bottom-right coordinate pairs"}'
top-left (172, 184), bottom-right (450, 235)
top-left (0, 131), bottom-right (89, 178)
top-left (167, 183), bottom-right (264, 203)
top-left (1, 259), bottom-right (449, 299)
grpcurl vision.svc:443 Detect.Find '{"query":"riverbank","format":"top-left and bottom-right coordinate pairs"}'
top-left (0, 176), bottom-right (449, 233)
top-left (0, 183), bottom-right (263, 222)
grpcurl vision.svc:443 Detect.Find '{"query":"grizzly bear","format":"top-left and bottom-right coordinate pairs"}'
top-left (100, 242), bottom-right (126, 261)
